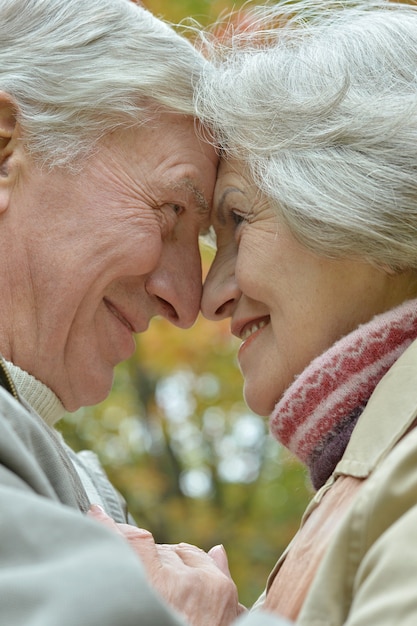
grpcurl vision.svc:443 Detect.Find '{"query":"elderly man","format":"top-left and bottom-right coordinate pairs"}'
top-left (0, 0), bottom-right (232, 622)
top-left (0, 1), bottom-right (291, 625)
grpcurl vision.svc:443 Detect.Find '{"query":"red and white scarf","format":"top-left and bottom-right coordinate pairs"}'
top-left (270, 298), bottom-right (417, 489)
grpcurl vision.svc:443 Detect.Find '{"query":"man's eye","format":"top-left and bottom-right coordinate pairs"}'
top-left (169, 203), bottom-right (183, 216)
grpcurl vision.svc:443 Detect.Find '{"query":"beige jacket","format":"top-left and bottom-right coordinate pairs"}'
top-left (256, 337), bottom-right (417, 625)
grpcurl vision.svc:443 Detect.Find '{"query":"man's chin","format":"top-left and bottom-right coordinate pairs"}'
top-left (61, 372), bottom-right (115, 413)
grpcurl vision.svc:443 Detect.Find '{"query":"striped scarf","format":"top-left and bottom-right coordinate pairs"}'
top-left (269, 298), bottom-right (417, 490)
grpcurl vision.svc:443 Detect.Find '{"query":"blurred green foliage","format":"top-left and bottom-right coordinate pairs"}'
top-left (141, 0), bottom-right (247, 25)
top-left (58, 0), bottom-right (314, 608)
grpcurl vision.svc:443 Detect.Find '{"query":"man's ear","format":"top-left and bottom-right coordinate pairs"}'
top-left (0, 92), bottom-right (20, 214)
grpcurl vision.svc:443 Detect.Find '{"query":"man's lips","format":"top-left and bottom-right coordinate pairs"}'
top-left (104, 298), bottom-right (135, 332)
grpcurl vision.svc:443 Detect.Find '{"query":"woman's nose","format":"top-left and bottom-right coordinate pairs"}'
top-left (201, 252), bottom-right (240, 320)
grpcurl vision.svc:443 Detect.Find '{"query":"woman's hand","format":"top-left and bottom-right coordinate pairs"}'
top-left (88, 505), bottom-right (246, 626)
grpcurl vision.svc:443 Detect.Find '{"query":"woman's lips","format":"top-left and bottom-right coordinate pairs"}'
top-left (240, 316), bottom-right (270, 341)
top-left (233, 315), bottom-right (270, 341)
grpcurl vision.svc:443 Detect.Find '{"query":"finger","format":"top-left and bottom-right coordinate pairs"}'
top-left (87, 504), bottom-right (121, 533)
top-left (108, 522), bottom-right (157, 565)
top-left (208, 544), bottom-right (231, 577)
top-left (173, 542), bottom-right (225, 570)
top-left (116, 523), bottom-right (154, 541)
top-left (156, 543), bottom-right (190, 567)
top-left (156, 543), bottom-right (218, 572)
top-left (87, 506), bottom-right (153, 550)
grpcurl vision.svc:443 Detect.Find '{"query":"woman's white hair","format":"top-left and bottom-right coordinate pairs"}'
top-left (0, 0), bottom-right (206, 167)
top-left (196, 0), bottom-right (417, 271)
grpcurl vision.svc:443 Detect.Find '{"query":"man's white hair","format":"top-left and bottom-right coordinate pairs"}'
top-left (196, 0), bottom-right (417, 271)
top-left (0, 0), bottom-right (206, 167)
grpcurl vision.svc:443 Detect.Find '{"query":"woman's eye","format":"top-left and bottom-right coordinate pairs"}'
top-left (231, 210), bottom-right (246, 227)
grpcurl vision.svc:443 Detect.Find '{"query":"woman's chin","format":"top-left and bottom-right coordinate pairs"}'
top-left (243, 386), bottom-right (274, 418)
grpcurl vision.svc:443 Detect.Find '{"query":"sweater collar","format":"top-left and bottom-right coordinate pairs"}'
top-left (3, 359), bottom-right (65, 426)
top-left (270, 298), bottom-right (417, 490)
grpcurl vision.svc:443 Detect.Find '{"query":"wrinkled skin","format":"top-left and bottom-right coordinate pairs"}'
top-left (0, 97), bottom-right (217, 411)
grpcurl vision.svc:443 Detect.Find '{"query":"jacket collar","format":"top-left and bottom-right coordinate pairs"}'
top-left (335, 337), bottom-right (417, 478)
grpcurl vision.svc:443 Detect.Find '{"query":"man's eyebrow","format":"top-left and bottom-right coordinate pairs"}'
top-left (169, 178), bottom-right (209, 215)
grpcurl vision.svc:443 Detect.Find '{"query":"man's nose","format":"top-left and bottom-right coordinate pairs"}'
top-left (201, 252), bottom-right (240, 321)
top-left (146, 240), bottom-right (202, 329)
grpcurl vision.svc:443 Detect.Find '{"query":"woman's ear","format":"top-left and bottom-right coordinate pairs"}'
top-left (0, 92), bottom-right (21, 214)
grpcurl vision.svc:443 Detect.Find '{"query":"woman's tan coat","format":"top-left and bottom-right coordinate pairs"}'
top-left (258, 338), bottom-right (417, 625)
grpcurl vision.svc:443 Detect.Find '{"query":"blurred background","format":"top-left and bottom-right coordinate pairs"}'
top-left (58, 0), bottom-right (313, 608)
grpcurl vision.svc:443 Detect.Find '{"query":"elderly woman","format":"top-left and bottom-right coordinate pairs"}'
top-left (194, 0), bottom-right (417, 624)
top-left (0, 0), bottom-right (243, 624)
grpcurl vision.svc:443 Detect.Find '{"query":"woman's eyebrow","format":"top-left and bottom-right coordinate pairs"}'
top-left (217, 187), bottom-right (245, 225)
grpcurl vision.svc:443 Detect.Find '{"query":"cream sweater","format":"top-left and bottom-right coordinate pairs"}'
top-left (5, 360), bottom-right (64, 426)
